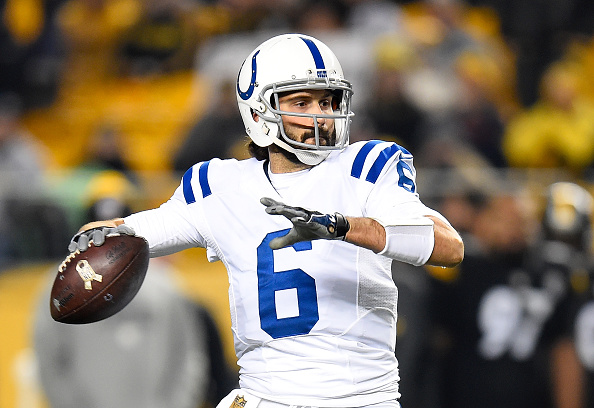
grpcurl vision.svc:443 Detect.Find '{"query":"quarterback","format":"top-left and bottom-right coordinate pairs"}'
top-left (70, 34), bottom-right (464, 408)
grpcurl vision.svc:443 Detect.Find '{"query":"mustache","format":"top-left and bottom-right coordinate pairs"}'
top-left (301, 127), bottom-right (336, 144)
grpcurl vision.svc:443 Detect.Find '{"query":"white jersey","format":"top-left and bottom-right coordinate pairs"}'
top-left (125, 140), bottom-right (439, 407)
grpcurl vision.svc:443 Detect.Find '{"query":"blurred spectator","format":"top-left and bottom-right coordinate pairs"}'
top-left (476, 0), bottom-right (594, 107)
top-left (0, 93), bottom-right (49, 192)
top-left (35, 259), bottom-right (214, 408)
top-left (448, 50), bottom-right (507, 167)
top-left (56, 0), bottom-right (141, 86)
top-left (415, 0), bottom-right (486, 72)
top-left (212, 0), bottom-right (293, 34)
top-left (16, 0), bottom-right (143, 171)
top-left (358, 34), bottom-right (427, 151)
top-left (116, 0), bottom-right (201, 78)
top-left (290, 0), bottom-right (350, 33)
top-left (0, 0), bottom-right (65, 110)
top-left (503, 61), bottom-right (594, 177)
top-left (83, 121), bottom-right (139, 184)
top-left (81, 170), bottom-right (138, 220)
top-left (431, 169), bottom-right (490, 242)
top-left (47, 123), bottom-right (139, 231)
top-left (430, 190), bottom-right (567, 408)
top-left (346, 0), bottom-right (404, 35)
top-left (0, 92), bottom-right (67, 266)
top-left (559, 38), bottom-right (594, 106)
top-left (390, 0), bottom-right (516, 167)
top-left (173, 79), bottom-right (248, 173)
top-left (34, 175), bottom-right (238, 408)
top-left (24, 0), bottom-right (203, 173)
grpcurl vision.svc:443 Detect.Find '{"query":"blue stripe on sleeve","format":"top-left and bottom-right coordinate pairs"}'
top-left (182, 167), bottom-right (196, 204)
top-left (198, 160), bottom-right (212, 198)
top-left (366, 144), bottom-right (400, 184)
top-left (397, 159), bottom-right (416, 193)
top-left (398, 144), bottom-right (412, 156)
top-left (351, 140), bottom-right (383, 179)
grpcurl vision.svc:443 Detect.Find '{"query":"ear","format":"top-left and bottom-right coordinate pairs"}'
top-left (252, 110), bottom-right (260, 122)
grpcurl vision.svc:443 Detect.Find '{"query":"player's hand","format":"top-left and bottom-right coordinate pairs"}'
top-left (260, 197), bottom-right (350, 249)
top-left (68, 224), bottom-right (136, 253)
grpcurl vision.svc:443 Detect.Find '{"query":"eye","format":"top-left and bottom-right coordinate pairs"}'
top-left (320, 98), bottom-right (335, 112)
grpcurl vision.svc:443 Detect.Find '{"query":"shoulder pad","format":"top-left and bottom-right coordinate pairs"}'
top-left (344, 140), bottom-right (414, 187)
top-left (180, 158), bottom-right (248, 204)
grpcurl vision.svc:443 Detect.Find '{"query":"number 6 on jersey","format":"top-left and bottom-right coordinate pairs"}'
top-left (257, 229), bottom-right (319, 339)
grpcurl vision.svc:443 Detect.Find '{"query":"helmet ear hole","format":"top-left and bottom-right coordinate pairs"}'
top-left (332, 90), bottom-right (344, 111)
top-left (332, 96), bottom-right (340, 111)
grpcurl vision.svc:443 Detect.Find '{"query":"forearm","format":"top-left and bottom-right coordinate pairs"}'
top-left (344, 217), bottom-right (386, 253)
top-left (124, 207), bottom-right (202, 257)
top-left (550, 338), bottom-right (584, 408)
top-left (345, 215), bottom-right (464, 268)
top-left (73, 205), bottom-right (204, 258)
top-left (425, 215), bottom-right (464, 267)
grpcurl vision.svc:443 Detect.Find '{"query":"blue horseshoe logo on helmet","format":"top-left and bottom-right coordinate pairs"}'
top-left (237, 50), bottom-right (260, 100)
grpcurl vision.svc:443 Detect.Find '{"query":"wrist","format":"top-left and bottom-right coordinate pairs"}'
top-left (333, 212), bottom-right (350, 240)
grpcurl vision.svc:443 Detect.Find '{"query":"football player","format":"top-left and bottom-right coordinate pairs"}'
top-left (542, 182), bottom-right (594, 408)
top-left (69, 34), bottom-right (464, 408)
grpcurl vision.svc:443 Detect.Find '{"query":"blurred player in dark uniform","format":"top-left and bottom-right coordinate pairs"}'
top-left (538, 182), bottom-right (594, 408)
top-left (431, 188), bottom-right (576, 408)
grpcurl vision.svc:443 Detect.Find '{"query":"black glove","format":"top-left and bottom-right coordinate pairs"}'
top-left (260, 197), bottom-right (350, 249)
top-left (68, 224), bottom-right (136, 253)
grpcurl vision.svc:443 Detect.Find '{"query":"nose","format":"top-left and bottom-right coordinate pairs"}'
top-left (315, 115), bottom-right (326, 128)
top-left (311, 103), bottom-right (328, 127)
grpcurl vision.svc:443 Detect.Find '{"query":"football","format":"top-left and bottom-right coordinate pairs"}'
top-left (50, 234), bottom-right (150, 324)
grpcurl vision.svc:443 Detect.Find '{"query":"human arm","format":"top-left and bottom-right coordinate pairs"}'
top-left (549, 337), bottom-right (584, 408)
top-left (425, 215), bottom-right (464, 267)
top-left (68, 191), bottom-right (206, 257)
top-left (261, 198), bottom-right (463, 268)
top-left (344, 215), bottom-right (463, 267)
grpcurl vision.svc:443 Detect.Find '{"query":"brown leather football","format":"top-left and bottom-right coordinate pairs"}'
top-left (50, 234), bottom-right (150, 324)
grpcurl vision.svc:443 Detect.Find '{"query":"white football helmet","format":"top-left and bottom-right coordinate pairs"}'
top-left (236, 34), bottom-right (354, 165)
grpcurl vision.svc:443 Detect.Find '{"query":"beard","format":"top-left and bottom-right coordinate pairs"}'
top-left (270, 144), bottom-right (301, 164)
top-left (274, 126), bottom-right (337, 164)
top-left (284, 126), bottom-right (337, 147)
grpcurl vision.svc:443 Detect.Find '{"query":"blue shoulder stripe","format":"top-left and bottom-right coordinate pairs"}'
top-left (366, 143), bottom-right (400, 183)
top-left (182, 167), bottom-right (196, 204)
top-left (182, 161), bottom-right (212, 204)
top-left (198, 161), bottom-right (212, 198)
top-left (351, 140), bottom-right (383, 178)
top-left (351, 141), bottom-right (413, 186)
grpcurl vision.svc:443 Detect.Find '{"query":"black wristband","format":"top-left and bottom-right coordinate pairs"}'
top-left (334, 212), bottom-right (350, 240)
